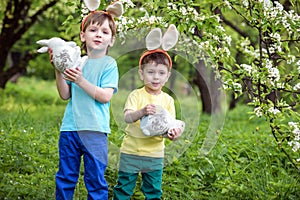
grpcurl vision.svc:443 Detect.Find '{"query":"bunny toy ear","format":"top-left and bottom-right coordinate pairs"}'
top-left (162, 24), bottom-right (179, 51)
top-left (106, 1), bottom-right (123, 18)
top-left (146, 28), bottom-right (162, 50)
top-left (84, 0), bottom-right (100, 11)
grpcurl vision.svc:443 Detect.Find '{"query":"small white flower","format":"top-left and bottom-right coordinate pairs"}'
top-left (254, 107), bottom-right (263, 117)
top-left (224, 0), bottom-right (232, 9)
top-left (241, 64), bottom-right (252, 74)
top-left (268, 107), bottom-right (281, 115)
top-left (293, 83), bottom-right (300, 90)
top-left (268, 67), bottom-right (280, 81)
top-left (287, 55), bottom-right (295, 64)
top-left (242, 0), bottom-right (249, 7)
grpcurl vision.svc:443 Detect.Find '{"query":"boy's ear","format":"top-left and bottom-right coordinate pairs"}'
top-left (138, 69), bottom-right (144, 80)
top-left (80, 31), bottom-right (86, 42)
top-left (109, 36), bottom-right (116, 47)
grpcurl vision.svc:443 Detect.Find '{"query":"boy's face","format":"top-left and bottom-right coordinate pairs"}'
top-left (139, 62), bottom-right (170, 95)
top-left (80, 19), bottom-right (115, 57)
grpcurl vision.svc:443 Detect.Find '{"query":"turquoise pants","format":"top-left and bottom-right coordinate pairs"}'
top-left (113, 153), bottom-right (163, 200)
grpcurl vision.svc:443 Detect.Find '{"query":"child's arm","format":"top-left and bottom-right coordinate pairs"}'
top-left (124, 104), bottom-right (156, 123)
top-left (55, 70), bottom-right (71, 100)
top-left (63, 67), bottom-right (114, 103)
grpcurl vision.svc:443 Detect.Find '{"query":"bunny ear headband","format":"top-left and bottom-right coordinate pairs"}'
top-left (139, 24), bottom-right (179, 69)
top-left (81, 0), bottom-right (123, 30)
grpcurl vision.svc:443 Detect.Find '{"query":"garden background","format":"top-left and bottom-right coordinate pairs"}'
top-left (0, 0), bottom-right (299, 199)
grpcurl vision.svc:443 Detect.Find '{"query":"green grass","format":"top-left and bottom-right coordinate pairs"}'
top-left (0, 77), bottom-right (299, 199)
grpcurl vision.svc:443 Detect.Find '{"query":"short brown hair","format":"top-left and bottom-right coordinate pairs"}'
top-left (140, 51), bottom-right (171, 71)
top-left (81, 12), bottom-right (116, 52)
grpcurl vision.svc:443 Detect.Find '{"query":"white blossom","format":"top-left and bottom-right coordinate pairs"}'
top-left (254, 107), bottom-right (263, 117)
top-left (242, 0), bottom-right (249, 7)
top-left (224, 1), bottom-right (232, 9)
top-left (120, 0), bottom-right (135, 8)
top-left (293, 83), bottom-right (300, 91)
top-left (269, 67), bottom-right (280, 81)
top-left (241, 64), bottom-right (252, 74)
top-left (268, 107), bottom-right (280, 115)
top-left (287, 55), bottom-right (295, 64)
top-left (224, 35), bottom-right (232, 45)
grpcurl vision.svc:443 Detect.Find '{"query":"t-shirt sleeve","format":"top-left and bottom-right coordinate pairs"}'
top-left (100, 60), bottom-right (119, 94)
top-left (166, 97), bottom-right (176, 118)
top-left (124, 91), bottom-right (138, 112)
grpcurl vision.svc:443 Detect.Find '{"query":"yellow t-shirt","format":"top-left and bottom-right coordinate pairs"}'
top-left (120, 87), bottom-right (175, 158)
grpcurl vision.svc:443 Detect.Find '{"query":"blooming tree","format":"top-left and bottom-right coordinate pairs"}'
top-left (220, 0), bottom-right (300, 169)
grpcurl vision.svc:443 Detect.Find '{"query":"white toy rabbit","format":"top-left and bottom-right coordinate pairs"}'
top-left (140, 105), bottom-right (185, 137)
top-left (36, 37), bottom-right (87, 73)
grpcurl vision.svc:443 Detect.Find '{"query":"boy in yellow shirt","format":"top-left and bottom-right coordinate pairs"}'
top-left (113, 25), bottom-right (182, 199)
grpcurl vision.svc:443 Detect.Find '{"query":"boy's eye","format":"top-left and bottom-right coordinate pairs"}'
top-left (89, 28), bottom-right (96, 32)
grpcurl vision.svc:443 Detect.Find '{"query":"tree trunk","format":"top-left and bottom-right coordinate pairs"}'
top-left (193, 60), bottom-right (222, 114)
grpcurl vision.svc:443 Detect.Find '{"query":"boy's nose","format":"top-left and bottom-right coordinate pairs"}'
top-left (96, 31), bottom-right (102, 37)
top-left (153, 73), bottom-right (159, 79)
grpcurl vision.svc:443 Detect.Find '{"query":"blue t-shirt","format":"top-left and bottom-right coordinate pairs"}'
top-left (60, 56), bottom-right (118, 133)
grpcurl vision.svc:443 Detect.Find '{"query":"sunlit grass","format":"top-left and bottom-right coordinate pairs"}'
top-left (0, 77), bottom-right (299, 199)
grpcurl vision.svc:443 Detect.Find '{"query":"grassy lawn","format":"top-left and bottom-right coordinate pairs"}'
top-left (0, 77), bottom-right (299, 199)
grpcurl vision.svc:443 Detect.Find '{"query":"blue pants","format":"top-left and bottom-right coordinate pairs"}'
top-left (56, 131), bottom-right (108, 200)
top-left (113, 153), bottom-right (163, 200)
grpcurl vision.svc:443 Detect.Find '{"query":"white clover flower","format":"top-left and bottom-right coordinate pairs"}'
top-left (254, 107), bottom-right (263, 117)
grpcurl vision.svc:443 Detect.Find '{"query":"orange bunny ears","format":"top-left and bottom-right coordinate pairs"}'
top-left (139, 24), bottom-right (179, 69)
top-left (81, 0), bottom-right (123, 30)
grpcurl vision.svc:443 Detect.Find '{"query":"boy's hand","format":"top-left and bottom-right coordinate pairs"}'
top-left (64, 67), bottom-right (84, 84)
top-left (167, 128), bottom-right (182, 141)
top-left (142, 104), bottom-right (156, 116)
top-left (48, 48), bottom-right (53, 63)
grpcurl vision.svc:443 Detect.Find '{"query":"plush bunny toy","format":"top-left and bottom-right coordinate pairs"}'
top-left (140, 105), bottom-right (185, 137)
top-left (36, 37), bottom-right (87, 73)
top-left (36, 0), bottom-right (123, 73)
top-left (139, 25), bottom-right (184, 137)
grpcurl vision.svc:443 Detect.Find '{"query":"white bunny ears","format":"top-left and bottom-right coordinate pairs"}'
top-left (139, 24), bottom-right (179, 68)
top-left (81, 0), bottom-right (123, 30)
top-left (146, 24), bottom-right (179, 51)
